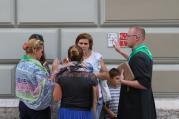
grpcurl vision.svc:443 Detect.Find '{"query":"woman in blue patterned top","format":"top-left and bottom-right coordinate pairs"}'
top-left (16, 38), bottom-right (60, 119)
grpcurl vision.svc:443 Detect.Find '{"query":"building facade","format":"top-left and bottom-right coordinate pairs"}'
top-left (0, 0), bottom-right (179, 118)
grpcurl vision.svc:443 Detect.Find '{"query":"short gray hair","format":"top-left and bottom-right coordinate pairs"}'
top-left (130, 26), bottom-right (145, 40)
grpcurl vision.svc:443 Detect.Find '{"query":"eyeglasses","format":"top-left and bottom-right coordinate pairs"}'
top-left (127, 34), bottom-right (140, 38)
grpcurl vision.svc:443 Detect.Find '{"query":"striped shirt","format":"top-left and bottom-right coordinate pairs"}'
top-left (105, 86), bottom-right (121, 119)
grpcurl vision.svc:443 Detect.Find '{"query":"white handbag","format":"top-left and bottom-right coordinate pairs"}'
top-left (99, 79), bottom-right (111, 102)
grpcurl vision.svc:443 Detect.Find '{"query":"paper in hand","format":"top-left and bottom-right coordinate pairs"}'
top-left (117, 62), bottom-right (134, 81)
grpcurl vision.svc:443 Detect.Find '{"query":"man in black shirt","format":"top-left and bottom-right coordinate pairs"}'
top-left (113, 26), bottom-right (156, 119)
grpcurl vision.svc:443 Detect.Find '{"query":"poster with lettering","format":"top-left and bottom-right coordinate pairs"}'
top-left (119, 32), bottom-right (128, 47)
top-left (107, 32), bottom-right (118, 47)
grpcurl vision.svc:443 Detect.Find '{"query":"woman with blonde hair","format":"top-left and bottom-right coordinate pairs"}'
top-left (28, 34), bottom-right (50, 73)
top-left (16, 38), bottom-right (59, 119)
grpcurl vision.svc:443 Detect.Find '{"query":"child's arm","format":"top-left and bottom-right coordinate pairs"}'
top-left (103, 103), bottom-right (117, 119)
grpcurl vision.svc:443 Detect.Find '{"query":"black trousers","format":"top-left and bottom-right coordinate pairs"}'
top-left (19, 101), bottom-right (51, 119)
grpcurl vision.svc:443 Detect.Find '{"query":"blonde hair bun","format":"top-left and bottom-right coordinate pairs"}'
top-left (23, 39), bottom-right (44, 53)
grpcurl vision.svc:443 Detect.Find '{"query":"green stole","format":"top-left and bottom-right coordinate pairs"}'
top-left (128, 44), bottom-right (153, 62)
top-left (126, 44), bottom-right (153, 92)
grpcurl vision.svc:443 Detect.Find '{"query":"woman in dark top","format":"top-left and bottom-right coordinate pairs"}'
top-left (53, 45), bottom-right (98, 119)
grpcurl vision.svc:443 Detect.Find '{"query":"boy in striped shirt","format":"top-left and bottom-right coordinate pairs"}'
top-left (104, 68), bottom-right (121, 119)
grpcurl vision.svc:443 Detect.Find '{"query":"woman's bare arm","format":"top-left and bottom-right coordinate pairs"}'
top-left (53, 83), bottom-right (62, 101)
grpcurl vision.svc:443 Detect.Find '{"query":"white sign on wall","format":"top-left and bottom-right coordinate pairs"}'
top-left (107, 32), bottom-right (118, 47)
top-left (107, 32), bottom-right (128, 48)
